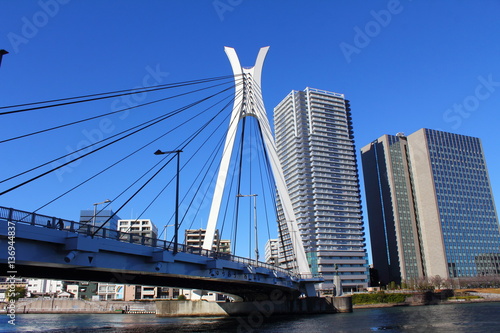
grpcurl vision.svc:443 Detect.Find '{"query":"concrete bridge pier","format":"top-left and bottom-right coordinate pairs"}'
top-left (329, 295), bottom-right (353, 313)
top-left (156, 296), bottom-right (352, 317)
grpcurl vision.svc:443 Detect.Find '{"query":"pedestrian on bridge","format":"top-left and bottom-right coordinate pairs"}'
top-left (56, 219), bottom-right (64, 230)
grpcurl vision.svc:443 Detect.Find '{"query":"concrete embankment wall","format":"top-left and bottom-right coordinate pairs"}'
top-left (12, 299), bottom-right (156, 313)
top-left (331, 296), bottom-right (352, 312)
top-left (469, 292), bottom-right (500, 300)
top-left (156, 296), bottom-right (351, 317)
top-left (11, 296), bottom-right (352, 316)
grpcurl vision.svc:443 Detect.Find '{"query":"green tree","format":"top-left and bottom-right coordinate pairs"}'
top-left (177, 294), bottom-right (186, 301)
top-left (401, 280), bottom-right (408, 290)
top-left (6, 286), bottom-right (27, 301)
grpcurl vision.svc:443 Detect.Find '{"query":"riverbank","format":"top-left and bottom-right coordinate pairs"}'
top-left (2, 298), bottom-right (156, 314)
top-left (354, 298), bottom-right (500, 309)
top-left (2, 296), bottom-right (351, 315)
top-left (353, 290), bottom-right (500, 309)
top-left (6, 290), bottom-right (500, 314)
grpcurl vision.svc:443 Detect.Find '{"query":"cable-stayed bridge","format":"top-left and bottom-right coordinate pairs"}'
top-left (0, 47), bottom-right (323, 300)
top-left (0, 206), bottom-right (320, 301)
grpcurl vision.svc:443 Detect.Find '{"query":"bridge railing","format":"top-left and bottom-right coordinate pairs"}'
top-left (0, 206), bottom-right (176, 249)
top-left (0, 206), bottom-right (307, 278)
top-left (189, 247), bottom-right (297, 277)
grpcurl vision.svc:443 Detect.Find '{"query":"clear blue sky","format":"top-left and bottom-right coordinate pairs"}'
top-left (1, 1), bottom-right (500, 261)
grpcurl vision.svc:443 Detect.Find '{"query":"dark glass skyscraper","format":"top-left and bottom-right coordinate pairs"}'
top-left (362, 129), bottom-right (500, 285)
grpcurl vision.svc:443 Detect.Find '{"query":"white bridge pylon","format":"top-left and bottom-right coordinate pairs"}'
top-left (202, 46), bottom-right (311, 276)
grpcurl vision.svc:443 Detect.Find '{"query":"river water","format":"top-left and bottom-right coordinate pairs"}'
top-left (2, 302), bottom-right (500, 332)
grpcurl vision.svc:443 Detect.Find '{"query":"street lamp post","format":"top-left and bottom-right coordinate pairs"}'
top-left (236, 193), bottom-right (258, 264)
top-left (154, 149), bottom-right (182, 254)
top-left (163, 224), bottom-right (174, 242)
top-left (93, 199), bottom-right (111, 232)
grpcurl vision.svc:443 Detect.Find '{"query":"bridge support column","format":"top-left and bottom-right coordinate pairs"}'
top-left (302, 282), bottom-right (318, 298)
top-left (156, 297), bottom-right (338, 317)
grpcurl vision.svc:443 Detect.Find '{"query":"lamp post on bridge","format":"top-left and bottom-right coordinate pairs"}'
top-left (154, 149), bottom-right (182, 254)
top-left (236, 193), bottom-right (258, 265)
top-left (163, 224), bottom-right (174, 242)
top-left (93, 199), bottom-right (111, 232)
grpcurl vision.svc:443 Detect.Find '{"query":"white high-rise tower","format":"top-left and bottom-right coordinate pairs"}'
top-left (274, 88), bottom-right (369, 293)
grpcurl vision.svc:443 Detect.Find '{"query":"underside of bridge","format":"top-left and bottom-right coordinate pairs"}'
top-left (2, 263), bottom-right (299, 301)
top-left (0, 221), bottom-right (315, 301)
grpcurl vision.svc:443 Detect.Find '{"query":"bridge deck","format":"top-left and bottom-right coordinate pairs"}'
top-left (0, 206), bottom-right (323, 300)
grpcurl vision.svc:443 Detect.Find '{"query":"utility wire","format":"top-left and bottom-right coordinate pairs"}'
top-left (0, 85), bottom-right (235, 196)
top-left (0, 75), bottom-right (233, 110)
top-left (180, 95), bottom-right (245, 240)
top-left (31, 91), bottom-right (235, 215)
top-left (52, 87), bottom-right (240, 233)
top-left (93, 89), bottom-right (242, 236)
top-left (255, 124), bottom-right (275, 242)
top-left (148, 89), bottom-right (244, 235)
top-left (1, 81), bottom-right (241, 185)
top-left (232, 116), bottom-right (247, 254)
top-left (130, 90), bottom-right (242, 225)
top-left (91, 89), bottom-right (236, 234)
top-left (255, 118), bottom-right (294, 269)
top-left (0, 79), bottom-right (238, 144)
top-left (181, 111), bottom-right (237, 232)
top-left (91, 154), bottom-right (177, 237)
top-left (0, 75), bottom-right (239, 115)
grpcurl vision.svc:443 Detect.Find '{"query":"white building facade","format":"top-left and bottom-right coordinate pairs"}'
top-left (118, 219), bottom-right (158, 245)
top-left (27, 279), bottom-right (63, 296)
top-left (265, 239), bottom-right (278, 265)
top-left (96, 282), bottom-right (124, 300)
top-left (274, 87), bottom-right (369, 292)
top-left (184, 229), bottom-right (231, 254)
